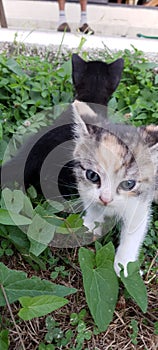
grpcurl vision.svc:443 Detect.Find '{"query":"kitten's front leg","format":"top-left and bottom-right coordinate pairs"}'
top-left (114, 202), bottom-right (150, 277)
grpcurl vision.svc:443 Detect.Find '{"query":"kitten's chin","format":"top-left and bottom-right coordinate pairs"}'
top-left (95, 202), bottom-right (116, 218)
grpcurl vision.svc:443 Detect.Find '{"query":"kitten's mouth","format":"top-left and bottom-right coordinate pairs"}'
top-left (99, 195), bottom-right (112, 206)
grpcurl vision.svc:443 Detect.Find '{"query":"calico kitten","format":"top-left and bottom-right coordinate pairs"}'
top-left (72, 100), bottom-right (158, 276)
top-left (0, 54), bottom-right (124, 198)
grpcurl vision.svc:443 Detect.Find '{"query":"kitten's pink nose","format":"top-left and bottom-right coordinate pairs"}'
top-left (99, 195), bottom-right (112, 206)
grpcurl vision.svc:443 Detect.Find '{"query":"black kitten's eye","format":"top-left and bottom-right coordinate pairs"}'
top-left (86, 169), bottom-right (100, 184)
top-left (119, 180), bottom-right (136, 191)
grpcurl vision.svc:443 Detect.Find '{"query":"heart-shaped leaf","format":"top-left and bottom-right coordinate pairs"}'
top-left (79, 243), bottom-right (118, 332)
top-left (18, 295), bottom-right (68, 320)
top-left (0, 262), bottom-right (77, 306)
top-left (0, 209), bottom-right (32, 226)
top-left (120, 261), bottom-right (148, 313)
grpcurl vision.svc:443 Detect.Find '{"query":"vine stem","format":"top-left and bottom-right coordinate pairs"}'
top-left (0, 284), bottom-right (26, 350)
top-left (145, 250), bottom-right (158, 283)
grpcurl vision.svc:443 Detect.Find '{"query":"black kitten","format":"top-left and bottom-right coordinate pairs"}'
top-left (72, 54), bottom-right (123, 105)
top-left (0, 54), bottom-right (124, 199)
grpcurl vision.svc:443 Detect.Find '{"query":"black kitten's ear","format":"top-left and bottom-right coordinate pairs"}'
top-left (108, 58), bottom-right (124, 93)
top-left (72, 54), bottom-right (87, 87)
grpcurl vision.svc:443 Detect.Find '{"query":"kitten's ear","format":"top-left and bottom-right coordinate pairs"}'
top-left (139, 125), bottom-right (158, 146)
top-left (72, 54), bottom-right (86, 87)
top-left (72, 100), bottom-right (97, 136)
top-left (108, 58), bottom-right (124, 93)
top-left (139, 125), bottom-right (158, 162)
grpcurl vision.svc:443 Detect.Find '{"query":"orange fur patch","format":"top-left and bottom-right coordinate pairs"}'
top-left (146, 125), bottom-right (158, 132)
top-left (96, 134), bottom-right (126, 174)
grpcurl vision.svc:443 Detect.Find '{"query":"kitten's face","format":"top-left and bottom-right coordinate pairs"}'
top-left (75, 133), bottom-right (153, 215)
top-left (73, 101), bottom-right (157, 217)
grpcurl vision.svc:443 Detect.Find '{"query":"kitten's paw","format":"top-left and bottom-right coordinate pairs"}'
top-left (114, 256), bottom-right (128, 277)
top-left (83, 217), bottom-right (102, 238)
top-left (93, 226), bottom-right (102, 237)
top-left (114, 258), bottom-right (143, 278)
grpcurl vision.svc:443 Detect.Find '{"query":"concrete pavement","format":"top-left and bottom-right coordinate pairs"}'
top-left (1, 27), bottom-right (158, 53)
top-left (1, 0), bottom-right (158, 38)
top-left (0, 1), bottom-right (158, 53)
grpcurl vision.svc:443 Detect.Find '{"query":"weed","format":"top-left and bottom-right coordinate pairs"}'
top-left (128, 319), bottom-right (139, 345)
top-left (0, 53), bottom-right (73, 139)
top-left (108, 47), bottom-right (158, 125)
top-left (41, 315), bottom-right (74, 348)
top-left (0, 239), bottom-right (13, 257)
top-left (154, 321), bottom-right (158, 335)
top-left (50, 266), bottom-right (69, 280)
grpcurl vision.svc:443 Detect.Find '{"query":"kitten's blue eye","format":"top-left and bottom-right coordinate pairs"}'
top-left (86, 169), bottom-right (100, 184)
top-left (119, 180), bottom-right (136, 191)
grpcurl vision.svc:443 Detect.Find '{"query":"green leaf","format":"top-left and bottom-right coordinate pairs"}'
top-left (120, 261), bottom-right (148, 313)
top-left (0, 262), bottom-right (77, 306)
top-left (96, 242), bottom-right (115, 266)
top-left (29, 238), bottom-right (48, 256)
top-left (18, 295), bottom-right (68, 320)
top-left (155, 74), bottom-right (158, 85)
top-left (77, 37), bottom-right (87, 52)
top-left (0, 329), bottom-right (9, 350)
top-left (56, 214), bottom-right (83, 234)
top-left (27, 214), bottom-right (55, 255)
top-left (6, 58), bottom-right (24, 76)
top-left (39, 344), bottom-right (55, 350)
top-left (27, 185), bottom-right (37, 199)
top-left (0, 139), bottom-right (7, 161)
top-left (108, 97), bottom-right (118, 112)
top-left (134, 62), bottom-right (158, 70)
top-left (1, 188), bottom-right (24, 213)
top-left (65, 214), bottom-right (83, 228)
top-left (79, 243), bottom-right (119, 332)
top-left (128, 319), bottom-right (138, 345)
top-left (0, 123), bottom-right (3, 140)
top-left (0, 330), bottom-right (9, 350)
top-left (45, 200), bottom-right (64, 214)
top-left (22, 195), bottom-right (34, 218)
top-left (0, 209), bottom-right (32, 225)
top-left (58, 59), bottom-right (72, 79)
top-left (154, 321), bottom-right (158, 335)
top-left (8, 226), bottom-right (30, 252)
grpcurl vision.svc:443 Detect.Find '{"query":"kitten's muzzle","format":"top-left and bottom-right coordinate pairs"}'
top-left (99, 195), bottom-right (113, 206)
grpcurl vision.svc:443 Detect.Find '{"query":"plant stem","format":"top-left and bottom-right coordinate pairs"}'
top-left (0, 284), bottom-right (26, 350)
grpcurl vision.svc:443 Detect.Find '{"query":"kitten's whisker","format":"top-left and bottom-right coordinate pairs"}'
top-left (59, 183), bottom-right (77, 188)
top-left (74, 204), bottom-right (84, 213)
top-left (61, 193), bottom-right (79, 198)
top-left (83, 201), bottom-right (95, 212)
top-left (59, 144), bottom-right (74, 150)
top-left (75, 198), bottom-right (95, 217)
